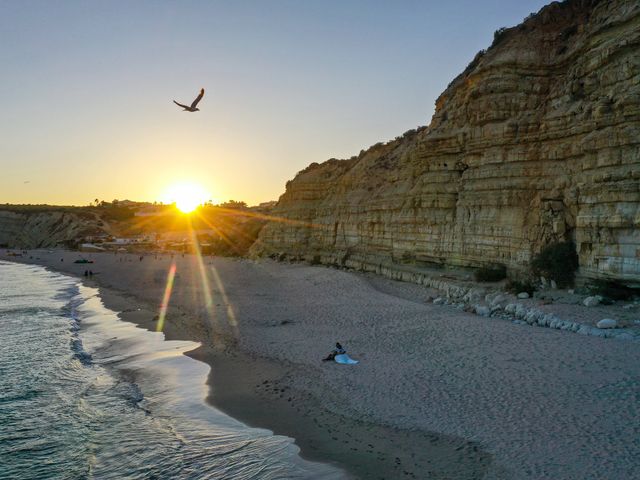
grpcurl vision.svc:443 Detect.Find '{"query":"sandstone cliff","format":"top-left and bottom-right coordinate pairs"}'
top-left (253, 0), bottom-right (640, 286)
top-left (0, 210), bottom-right (105, 249)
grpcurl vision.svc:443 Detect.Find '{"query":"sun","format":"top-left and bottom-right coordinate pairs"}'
top-left (162, 182), bottom-right (210, 214)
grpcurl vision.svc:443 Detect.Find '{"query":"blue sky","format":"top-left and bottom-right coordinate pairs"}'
top-left (0, 0), bottom-right (550, 205)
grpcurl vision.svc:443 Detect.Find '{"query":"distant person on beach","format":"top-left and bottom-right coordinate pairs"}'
top-left (322, 342), bottom-right (346, 362)
top-left (84, 270), bottom-right (88, 277)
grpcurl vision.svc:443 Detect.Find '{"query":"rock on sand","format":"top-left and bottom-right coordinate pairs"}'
top-left (596, 318), bottom-right (617, 329)
top-left (583, 296), bottom-right (602, 307)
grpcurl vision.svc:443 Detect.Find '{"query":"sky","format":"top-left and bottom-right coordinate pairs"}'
top-left (0, 0), bottom-right (550, 206)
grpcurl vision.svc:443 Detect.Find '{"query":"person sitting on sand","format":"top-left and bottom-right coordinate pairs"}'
top-left (322, 342), bottom-right (346, 362)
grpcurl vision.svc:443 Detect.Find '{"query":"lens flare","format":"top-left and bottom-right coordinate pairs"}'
top-left (156, 262), bottom-right (176, 332)
top-left (152, 201), bottom-right (330, 341)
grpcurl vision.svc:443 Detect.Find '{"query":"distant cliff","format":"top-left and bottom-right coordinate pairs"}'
top-left (0, 204), bottom-right (268, 256)
top-left (253, 0), bottom-right (640, 285)
top-left (0, 209), bottom-right (105, 249)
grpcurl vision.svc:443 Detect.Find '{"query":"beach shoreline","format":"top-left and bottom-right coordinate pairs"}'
top-left (3, 249), bottom-right (640, 479)
top-left (0, 260), bottom-right (344, 479)
top-left (4, 251), bottom-right (491, 479)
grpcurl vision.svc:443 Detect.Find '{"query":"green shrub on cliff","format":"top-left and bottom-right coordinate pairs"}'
top-left (474, 264), bottom-right (507, 282)
top-left (491, 27), bottom-right (509, 47)
top-left (589, 280), bottom-right (637, 301)
top-left (531, 241), bottom-right (579, 288)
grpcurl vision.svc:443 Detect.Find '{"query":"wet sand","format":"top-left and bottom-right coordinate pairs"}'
top-left (4, 249), bottom-right (640, 479)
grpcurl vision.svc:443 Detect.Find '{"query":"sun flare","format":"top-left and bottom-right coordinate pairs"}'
top-left (161, 182), bottom-right (211, 213)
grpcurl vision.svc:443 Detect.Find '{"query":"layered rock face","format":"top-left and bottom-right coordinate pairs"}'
top-left (253, 0), bottom-right (640, 285)
top-left (0, 210), bottom-right (104, 249)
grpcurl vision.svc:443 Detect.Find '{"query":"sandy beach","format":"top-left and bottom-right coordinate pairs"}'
top-left (3, 249), bottom-right (640, 479)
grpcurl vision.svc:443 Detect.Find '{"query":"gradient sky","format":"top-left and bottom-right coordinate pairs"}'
top-left (1, 0), bottom-right (549, 206)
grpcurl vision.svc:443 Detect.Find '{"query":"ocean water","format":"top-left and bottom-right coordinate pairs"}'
top-left (0, 261), bottom-right (344, 479)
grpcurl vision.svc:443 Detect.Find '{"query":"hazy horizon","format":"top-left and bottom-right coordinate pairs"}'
top-left (1, 0), bottom-right (549, 206)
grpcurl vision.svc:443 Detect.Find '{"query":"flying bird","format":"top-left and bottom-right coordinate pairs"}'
top-left (173, 88), bottom-right (205, 112)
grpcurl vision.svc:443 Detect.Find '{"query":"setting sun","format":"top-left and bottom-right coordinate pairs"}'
top-left (161, 182), bottom-right (211, 213)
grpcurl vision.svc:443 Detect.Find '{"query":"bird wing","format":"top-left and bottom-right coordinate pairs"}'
top-left (190, 88), bottom-right (205, 108)
top-left (173, 100), bottom-right (190, 109)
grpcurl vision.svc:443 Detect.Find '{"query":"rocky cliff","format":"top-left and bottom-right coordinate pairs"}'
top-left (0, 210), bottom-right (105, 249)
top-left (253, 0), bottom-right (640, 286)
